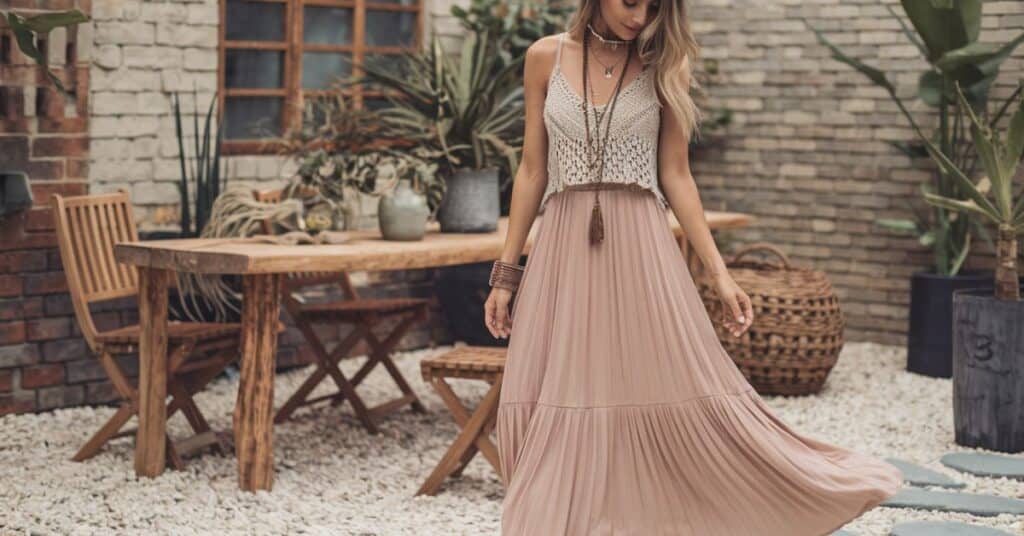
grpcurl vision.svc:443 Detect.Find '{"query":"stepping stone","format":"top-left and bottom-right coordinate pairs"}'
top-left (890, 520), bottom-right (1014, 536)
top-left (881, 488), bottom-right (1024, 517)
top-left (941, 452), bottom-right (1024, 481)
top-left (885, 457), bottom-right (965, 489)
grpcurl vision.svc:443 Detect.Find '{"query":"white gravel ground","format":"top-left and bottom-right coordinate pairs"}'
top-left (1, 341), bottom-right (1023, 535)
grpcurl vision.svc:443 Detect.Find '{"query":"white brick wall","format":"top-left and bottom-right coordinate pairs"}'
top-left (87, 0), bottom-right (292, 230)
top-left (89, 0), bottom-right (468, 231)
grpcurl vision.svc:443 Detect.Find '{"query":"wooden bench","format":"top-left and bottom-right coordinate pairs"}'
top-left (416, 345), bottom-right (506, 495)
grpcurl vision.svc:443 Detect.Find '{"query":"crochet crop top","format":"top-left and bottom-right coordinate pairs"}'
top-left (540, 32), bottom-right (668, 211)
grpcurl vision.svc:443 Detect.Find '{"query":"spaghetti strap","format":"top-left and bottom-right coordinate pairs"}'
top-left (551, 32), bottom-right (566, 78)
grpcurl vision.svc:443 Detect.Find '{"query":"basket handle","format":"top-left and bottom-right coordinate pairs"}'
top-left (728, 242), bottom-right (792, 269)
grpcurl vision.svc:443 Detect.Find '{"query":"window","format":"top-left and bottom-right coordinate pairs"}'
top-left (219, 0), bottom-right (422, 154)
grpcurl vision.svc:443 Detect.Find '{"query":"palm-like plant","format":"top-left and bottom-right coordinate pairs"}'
top-left (806, 1), bottom-right (1024, 276)
top-left (913, 82), bottom-right (1024, 300)
top-left (358, 30), bottom-right (525, 178)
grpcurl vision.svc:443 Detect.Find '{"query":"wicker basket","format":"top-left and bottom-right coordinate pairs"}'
top-left (695, 243), bottom-right (845, 396)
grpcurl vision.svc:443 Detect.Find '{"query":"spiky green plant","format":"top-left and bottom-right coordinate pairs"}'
top-left (805, 1), bottom-right (1024, 277)
top-left (357, 30), bottom-right (525, 178)
top-left (911, 82), bottom-right (1024, 300)
top-left (172, 89), bottom-right (227, 238)
top-left (3, 9), bottom-right (89, 98)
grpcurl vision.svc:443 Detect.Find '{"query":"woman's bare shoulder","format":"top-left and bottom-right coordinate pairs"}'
top-left (523, 33), bottom-right (563, 81)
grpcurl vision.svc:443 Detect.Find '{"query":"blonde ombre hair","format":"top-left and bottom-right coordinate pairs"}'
top-left (566, 0), bottom-right (702, 141)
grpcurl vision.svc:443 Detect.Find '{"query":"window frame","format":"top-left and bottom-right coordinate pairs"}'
top-left (218, 0), bottom-right (423, 155)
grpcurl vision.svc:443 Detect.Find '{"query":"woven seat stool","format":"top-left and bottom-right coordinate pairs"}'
top-left (416, 345), bottom-right (506, 496)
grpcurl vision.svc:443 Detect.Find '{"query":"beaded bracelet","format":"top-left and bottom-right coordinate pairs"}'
top-left (489, 260), bottom-right (524, 292)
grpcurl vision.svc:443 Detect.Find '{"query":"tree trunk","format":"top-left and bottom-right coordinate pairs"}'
top-left (995, 224), bottom-right (1020, 301)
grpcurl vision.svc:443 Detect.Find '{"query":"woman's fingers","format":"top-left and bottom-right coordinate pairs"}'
top-left (494, 298), bottom-right (511, 338)
top-left (741, 292), bottom-right (754, 328)
top-left (484, 295), bottom-right (498, 338)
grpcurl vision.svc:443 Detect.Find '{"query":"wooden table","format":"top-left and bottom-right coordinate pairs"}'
top-left (113, 210), bottom-right (752, 491)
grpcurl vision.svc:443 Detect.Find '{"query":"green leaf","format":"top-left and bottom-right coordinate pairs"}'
top-left (172, 92), bottom-right (191, 236)
top-left (1004, 86), bottom-right (1024, 175)
top-left (919, 70), bottom-right (944, 106)
top-left (936, 30), bottom-right (1024, 78)
top-left (874, 218), bottom-right (919, 233)
top-left (7, 14), bottom-right (45, 66)
top-left (949, 231), bottom-right (971, 274)
top-left (901, 0), bottom-right (981, 61)
top-left (805, 19), bottom-right (894, 92)
top-left (923, 191), bottom-right (996, 219)
top-left (917, 124), bottom-right (1001, 221)
top-left (919, 230), bottom-right (936, 247)
top-left (955, 82), bottom-right (1014, 217)
top-left (887, 4), bottom-right (929, 58)
top-left (888, 140), bottom-right (930, 159)
top-left (19, 9), bottom-right (89, 33)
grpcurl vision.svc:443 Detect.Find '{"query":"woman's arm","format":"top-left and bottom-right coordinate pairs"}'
top-left (657, 105), bottom-right (727, 280)
top-left (496, 37), bottom-right (555, 265)
top-left (484, 35), bottom-right (556, 339)
top-left (658, 95), bottom-right (754, 337)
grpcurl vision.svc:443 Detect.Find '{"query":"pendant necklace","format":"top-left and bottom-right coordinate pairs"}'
top-left (582, 27), bottom-right (632, 245)
top-left (587, 23), bottom-right (631, 51)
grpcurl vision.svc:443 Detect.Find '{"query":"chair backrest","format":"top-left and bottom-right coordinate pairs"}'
top-left (51, 191), bottom-right (140, 352)
top-left (252, 187), bottom-right (359, 300)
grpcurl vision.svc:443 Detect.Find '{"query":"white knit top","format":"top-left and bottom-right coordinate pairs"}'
top-left (540, 32), bottom-right (668, 211)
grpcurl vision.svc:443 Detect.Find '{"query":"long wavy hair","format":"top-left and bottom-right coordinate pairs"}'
top-left (566, 0), bottom-right (702, 141)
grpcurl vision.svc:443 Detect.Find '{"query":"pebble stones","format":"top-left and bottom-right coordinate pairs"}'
top-left (881, 488), bottom-right (1024, 517)
top-left (889, 520), bottom-right (1015, 536)
top-left (940, 452), bottom-right (1024, 481)
top-left (884, 458), bottom-right (965, 489)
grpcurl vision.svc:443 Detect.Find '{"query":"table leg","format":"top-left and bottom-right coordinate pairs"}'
top-left (135, 267), bottom-right (170, 477)
top-left (234, 273), bottom-right (282, 491)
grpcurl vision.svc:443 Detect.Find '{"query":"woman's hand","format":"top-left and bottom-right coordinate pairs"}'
top-left (713, 272), bottom-right (754, 338)
top-left (484, 287), bottom-right (515, 339)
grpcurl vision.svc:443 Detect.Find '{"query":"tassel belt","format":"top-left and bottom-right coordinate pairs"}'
top-left (562, 182), bottom-right (651, 193)
top-left (561, 182), bottom-right (653, 246)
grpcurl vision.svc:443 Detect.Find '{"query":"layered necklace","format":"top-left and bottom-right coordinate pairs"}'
top-left (581, 25), bottom-right (634, 245)
top-left (586, 23), bottom-right (629, 78)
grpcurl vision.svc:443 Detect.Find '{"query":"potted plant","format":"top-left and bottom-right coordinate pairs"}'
top-left (359, 30), bottom-right (524, 233)
top-left (166, 89), bottom-right (241, 322)
top-left (806, 1), bottom-right (1024, 377)
top-left (278, 90), bottom-right (444, 237)
top-left (912, 82), bottom-right (1024, 452)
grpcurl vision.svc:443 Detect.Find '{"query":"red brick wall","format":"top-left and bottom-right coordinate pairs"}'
top-left (1, 1), bottom-right (93, 414)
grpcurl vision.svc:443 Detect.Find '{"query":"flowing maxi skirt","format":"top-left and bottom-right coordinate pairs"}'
top-left (495, 185), bottom-right (903, 536)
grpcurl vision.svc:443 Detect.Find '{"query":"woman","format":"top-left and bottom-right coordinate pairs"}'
top-left (482, 0), bottom-right (904, 533)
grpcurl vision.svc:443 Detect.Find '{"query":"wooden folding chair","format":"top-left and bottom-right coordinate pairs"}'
top-left (253, 188), bottom-right (429, 434)
top-left (416, 345), bottom-right (506, 495)
top-left (51, 191), bottom-right (241, 469)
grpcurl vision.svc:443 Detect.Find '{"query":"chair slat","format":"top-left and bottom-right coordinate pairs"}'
top-left (70, 205), bottom-right (98, 296)
top-left (100, 202), bottom-right (125, 290)
top-left (90, 203), bottom-right (116, 292)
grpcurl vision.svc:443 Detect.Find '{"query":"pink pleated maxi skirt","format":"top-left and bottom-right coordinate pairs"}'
top-left (495, 186), bottom-right (903, 536)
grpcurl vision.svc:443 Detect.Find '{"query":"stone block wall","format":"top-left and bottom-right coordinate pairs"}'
top-left (688, 0), bottom-right (1024, 345)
